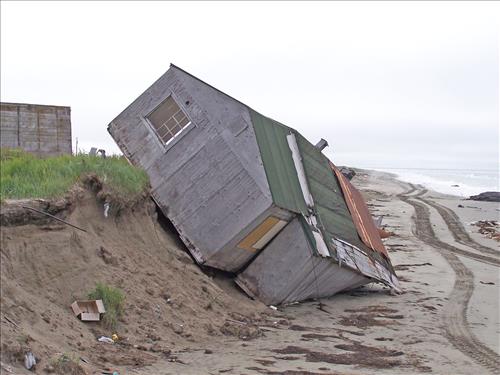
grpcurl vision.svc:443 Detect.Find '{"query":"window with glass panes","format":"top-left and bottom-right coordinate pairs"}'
top-left (147, 96), bottom-right (191, 144)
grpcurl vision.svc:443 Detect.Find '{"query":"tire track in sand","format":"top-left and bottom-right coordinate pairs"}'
top-left (417, 196), bottom-right (499, 257)
top-left (401, 184), bottom-right (499, 267)
top-left (398, 188), bottom-right (500, 373)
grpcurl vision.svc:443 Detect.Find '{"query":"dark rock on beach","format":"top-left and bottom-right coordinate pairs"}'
top-left (468, 191), bottom-right (500, 202)
top-left (339, 166), bottom-right (356, 180)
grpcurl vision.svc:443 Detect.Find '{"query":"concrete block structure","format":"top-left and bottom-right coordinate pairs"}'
top-left (0, 102), bottom-right (72, 156)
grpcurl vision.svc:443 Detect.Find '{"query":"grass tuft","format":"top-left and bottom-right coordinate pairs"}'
top-left (0, 148), bottom-right (149, 201)
top-left (87, 282), bottom-right (125, 330)
top-left (51, 353), bottom-right (85, 375)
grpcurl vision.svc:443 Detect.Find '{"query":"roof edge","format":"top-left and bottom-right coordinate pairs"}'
top-left (0, 102), bottom-right (71, 109)
top-left (169, 63), bottom-right (250, 109)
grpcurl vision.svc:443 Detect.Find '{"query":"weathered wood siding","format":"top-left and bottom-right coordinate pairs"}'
top-left (0, 103), bottom-right (72, 156)
top-left (236, 218), bottom-right (369, 305)
top-left (108, 66), bottom-right (287, 271)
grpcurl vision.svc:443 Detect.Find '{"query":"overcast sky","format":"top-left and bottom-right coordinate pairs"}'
top-left (1, 1), bottom-right (498, 170)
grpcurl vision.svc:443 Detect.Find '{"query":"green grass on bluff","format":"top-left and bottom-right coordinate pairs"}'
top-left (0, 149), bottom-right (149, 201)
top-left (87, 282), bottom-right (125, 330)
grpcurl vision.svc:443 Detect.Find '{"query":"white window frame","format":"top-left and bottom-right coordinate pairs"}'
top-left (144, 93), bottom-right (194, 150)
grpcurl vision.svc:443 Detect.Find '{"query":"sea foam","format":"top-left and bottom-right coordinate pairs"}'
top-left (376, 168), bottom-right (499, 198)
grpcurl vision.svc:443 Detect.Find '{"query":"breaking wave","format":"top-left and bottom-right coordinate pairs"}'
top-left (376, 168), bottom-right (499, 198)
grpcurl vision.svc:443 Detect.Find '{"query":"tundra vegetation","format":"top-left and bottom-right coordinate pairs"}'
top-left (0, 149), bottom-right (148, 201)
top-left (87, 282), bottom-right (125, 330)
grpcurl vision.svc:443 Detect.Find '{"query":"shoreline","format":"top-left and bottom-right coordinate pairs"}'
top-left (366, 167), bottom-right (499, 199)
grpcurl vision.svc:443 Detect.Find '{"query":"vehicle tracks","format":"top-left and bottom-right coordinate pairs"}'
top-left (416, 196), bottom-right (499, 257)
top-left (400, 184), bottom-right (499, 266)
top-left (397, 188), bottom-right (500, 373)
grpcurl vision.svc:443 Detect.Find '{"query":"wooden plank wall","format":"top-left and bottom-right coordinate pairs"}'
top-left (107, 67), bottom-right (277, 271)
top-left (0, 103), bottom-right (72, 156)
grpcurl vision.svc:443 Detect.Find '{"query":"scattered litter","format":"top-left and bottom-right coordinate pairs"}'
top-left (269, 305), bottom-right (278, 311)
top-left (71, 299), bottom-right (106, 321)
top-left (111, 333), bottom-right (119, 342)
top-left (378, 228), bottom-right (394, 239)
top-left (104, 202), bottom-right (110, 218)
top-left (89, 147), bottom-right (107, 158)
top-left (98, 336), bottom-right (114, 344)
top-left (457, 204), bottom-right (464, 208)
top-left (24, 352), bottom-right (36, 370)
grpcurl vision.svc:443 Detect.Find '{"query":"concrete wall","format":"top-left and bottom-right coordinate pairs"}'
top-left (0, 102), bottom-right (72, 156)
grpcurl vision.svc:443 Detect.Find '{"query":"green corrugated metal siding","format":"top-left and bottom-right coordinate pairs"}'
top-left (295, 133), bottom-right (366, 251)
top-left (249, 109), bottom-right (308, 216)
top-left (249, 108), bottom-right (376, 259)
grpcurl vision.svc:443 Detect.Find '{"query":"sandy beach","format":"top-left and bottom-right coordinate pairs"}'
top-left (1, 170), bottom-right (498, 375)
top-left (145, 169), bottom-right (499, 375)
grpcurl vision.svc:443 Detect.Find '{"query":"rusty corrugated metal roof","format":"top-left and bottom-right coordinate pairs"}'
top-left (331, 164), bottom-right (389, 258)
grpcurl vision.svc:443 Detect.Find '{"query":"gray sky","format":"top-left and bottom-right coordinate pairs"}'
top-left (1, 1), bottom-right (498, 170)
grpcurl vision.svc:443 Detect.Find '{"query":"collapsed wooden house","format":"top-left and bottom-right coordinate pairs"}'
top-left (108, 64), bottom-right (400, 305)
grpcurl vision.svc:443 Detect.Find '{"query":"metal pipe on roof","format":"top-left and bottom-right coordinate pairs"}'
top-left (315, 138), bottom-right (328, 151)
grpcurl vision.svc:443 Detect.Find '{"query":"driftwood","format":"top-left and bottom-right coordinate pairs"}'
top-left (21, 205), bottom-right (87, 233)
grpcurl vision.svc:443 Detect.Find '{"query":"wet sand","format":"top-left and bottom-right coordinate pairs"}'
top-left (143, 169), bottom-right (499, 375)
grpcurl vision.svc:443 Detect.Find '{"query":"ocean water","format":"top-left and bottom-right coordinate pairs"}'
top-left (375, 168), bottom-right (499, 198)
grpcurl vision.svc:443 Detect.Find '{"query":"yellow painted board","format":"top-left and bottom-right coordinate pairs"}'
top-left (237, 216), bottom-right (280, 252)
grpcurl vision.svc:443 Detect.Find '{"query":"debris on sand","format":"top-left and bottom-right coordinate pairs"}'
top-left (470, 220), bottom-right (500, 241)
top-left (71, 300), bottom-right (106, 322)
top-left (23, 352), bottom-right (36, 370)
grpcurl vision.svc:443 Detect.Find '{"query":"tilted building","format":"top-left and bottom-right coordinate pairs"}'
top-left (108, 64), bottom-right (399, 305)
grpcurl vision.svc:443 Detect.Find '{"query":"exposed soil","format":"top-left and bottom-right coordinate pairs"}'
top-left (0, 182), bottom-right (267, 374)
